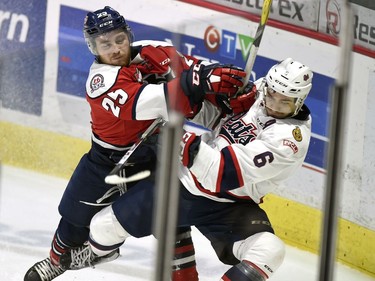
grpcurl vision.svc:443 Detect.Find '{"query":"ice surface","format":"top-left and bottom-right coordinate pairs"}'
top-left (0, 165), bottom-right (373, 281)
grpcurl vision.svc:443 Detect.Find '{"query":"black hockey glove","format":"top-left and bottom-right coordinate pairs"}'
top-left (180, 63), bottom-right (246, 107)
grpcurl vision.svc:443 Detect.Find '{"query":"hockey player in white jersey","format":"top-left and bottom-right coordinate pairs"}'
top-left (181, 57), bottom-right (312, 205)
top-left (180, 57), bottom-right (312, 280)
top-left (59, 58), bottom-right (313, 281)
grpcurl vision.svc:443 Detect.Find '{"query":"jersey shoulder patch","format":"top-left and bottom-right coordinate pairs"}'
top-left (272, 121), bottom-right (311, 155)
top-left (292, 126), bottom-right (303, 142)
top-left (86, 63), bottom-right (121, 99)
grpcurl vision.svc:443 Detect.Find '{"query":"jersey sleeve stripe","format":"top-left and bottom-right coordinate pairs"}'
top-left (192, 173), bottom-right (218, 196)
top-left (217, 146), bottom-right (244, 192)
top-left (216, 153), bottom-right (225, 193)
top-left (132, 83), bottom-right (147, 120)
top-left (228, 146), bottom-right (244, 187)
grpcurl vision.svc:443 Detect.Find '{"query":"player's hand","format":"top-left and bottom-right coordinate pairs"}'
top-left (138, 46), bottom-right (171, 75)
top-left (230, 82), bottom-right (257, 114)
top-left (214, 82), bottom-right (257, 114)
top-left (201, 64), bottom-right (246, 96)
top-left (180, 63), bottom-right (246, 106)
top-left (180, 132), bottom-right (201, 168)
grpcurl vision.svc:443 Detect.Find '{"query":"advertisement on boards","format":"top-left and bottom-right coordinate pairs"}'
top-left (319, 0), bottom-right (375, 52)
top-left (202, 0), bottom-right (320, 30)
top-left (190, 0), bottom-right (375, 54)
top-left (0, 0), bottom-right (47, 116)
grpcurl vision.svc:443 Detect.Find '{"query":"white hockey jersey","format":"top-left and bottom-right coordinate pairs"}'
top-left (179, 89), bottom-right (312, 204)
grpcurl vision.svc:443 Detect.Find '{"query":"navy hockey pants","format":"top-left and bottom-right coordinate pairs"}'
top-left (57, 140), bottom-right (157, 246)
top-left (112, 182), bottom-right (274, 265)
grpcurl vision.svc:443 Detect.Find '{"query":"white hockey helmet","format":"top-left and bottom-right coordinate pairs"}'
top-left (265, 58), bottom-right (313, 116)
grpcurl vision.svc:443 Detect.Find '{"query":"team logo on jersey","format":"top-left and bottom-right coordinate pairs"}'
top-left (219, 114), bottom-right (257, 145)
top-left (292, 126), bottom-right (303, 142)
top-left (90, 74), bottom-right (105, 93)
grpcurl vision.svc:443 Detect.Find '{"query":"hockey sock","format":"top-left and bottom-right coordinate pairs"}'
top-left (171, 229), bottom-right (199, 281)
top-left (221, 260), bottom-right (267, 281)
top-left (50, 231), bottom-right (70, 266)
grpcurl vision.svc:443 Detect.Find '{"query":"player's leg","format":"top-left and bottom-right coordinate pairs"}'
top-left (187, 191), bottom-right (284, 280)
top-left (58, 205), bottom-right (124, 270)
top-left (49, 219), bottom-right (90, 265)
top-left (172, 227), bottom-right (199, 281)
top-left (74, 180), bottom-right (199, 280)
top-left (24, 151), bottom-right (118, 281)
top-left (215, 203), bottom-right (284, 280)
top-left (55, 142), bottom-right (158, 271)
top-left (222, 232), bottom-right (285, 280)
top-left (23, 219), bottom-right (91, 281)
top-left (58, 178), bottom-right (155, 270)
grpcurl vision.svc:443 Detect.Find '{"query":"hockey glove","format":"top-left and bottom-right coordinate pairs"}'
top-left (214, 82), bottom-right (257, 114)
top-left (180, 63), bottom-right (246, 106)
top-left (138, 45), bottom-right (172, 75)
top-left (180, 132), bottom-right (201, 168)
top-left (230, 82), bottom-right (257, 114)
top-left (214, 94), bottom-right (234, 115)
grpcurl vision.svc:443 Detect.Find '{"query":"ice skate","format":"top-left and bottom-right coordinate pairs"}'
top-left (59, 244), bottom-right (120, 270)
top-left (24, 257), bottom-right (65, 281)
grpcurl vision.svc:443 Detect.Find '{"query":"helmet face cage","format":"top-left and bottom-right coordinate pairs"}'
top-left (83, 6), bottom-right (134, 55)
top-left (265, 58), bottom-right (313, 116)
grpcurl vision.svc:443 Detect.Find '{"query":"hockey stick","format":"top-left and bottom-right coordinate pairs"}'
top-left (81, 170), bottom-right (153, 206)
top-left (105, 170), bottom-right (152, 185)
top-left (238, 0), bottom-right (273, 93)
top-left (104, 117), bottom-right (166, 185)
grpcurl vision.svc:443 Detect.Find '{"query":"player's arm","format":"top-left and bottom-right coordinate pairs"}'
top-left (181, 127), bottom-right (309, 194)
top-left (95, 60), bottom-right (246, 121)
top-left (131, 61), bottom-right (247, 119)
top-left (187, 100), bottom-right (222, 130)
top-left (180, 135), bottom-right (279, 193)
top-left (187, 82), bottom-right (258, 131)
top-left (131, 42), bottom-right (250, 119)
top-left (131, 43), bottom-right (197, 81)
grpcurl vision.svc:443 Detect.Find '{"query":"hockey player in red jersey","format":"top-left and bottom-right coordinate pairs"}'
top-left (58, 57), bottom-right (313, 281)
top-left (24, 6), bottom-right (247, 281)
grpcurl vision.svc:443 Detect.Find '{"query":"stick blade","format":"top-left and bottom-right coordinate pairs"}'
top-left (105, 170), bottom-right (151, 185)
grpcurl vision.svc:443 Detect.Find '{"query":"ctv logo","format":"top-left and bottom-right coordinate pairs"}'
top-left (204, 25), bottom-right (254, 61)
top-left (0, 10), bottom-right (29, 42)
